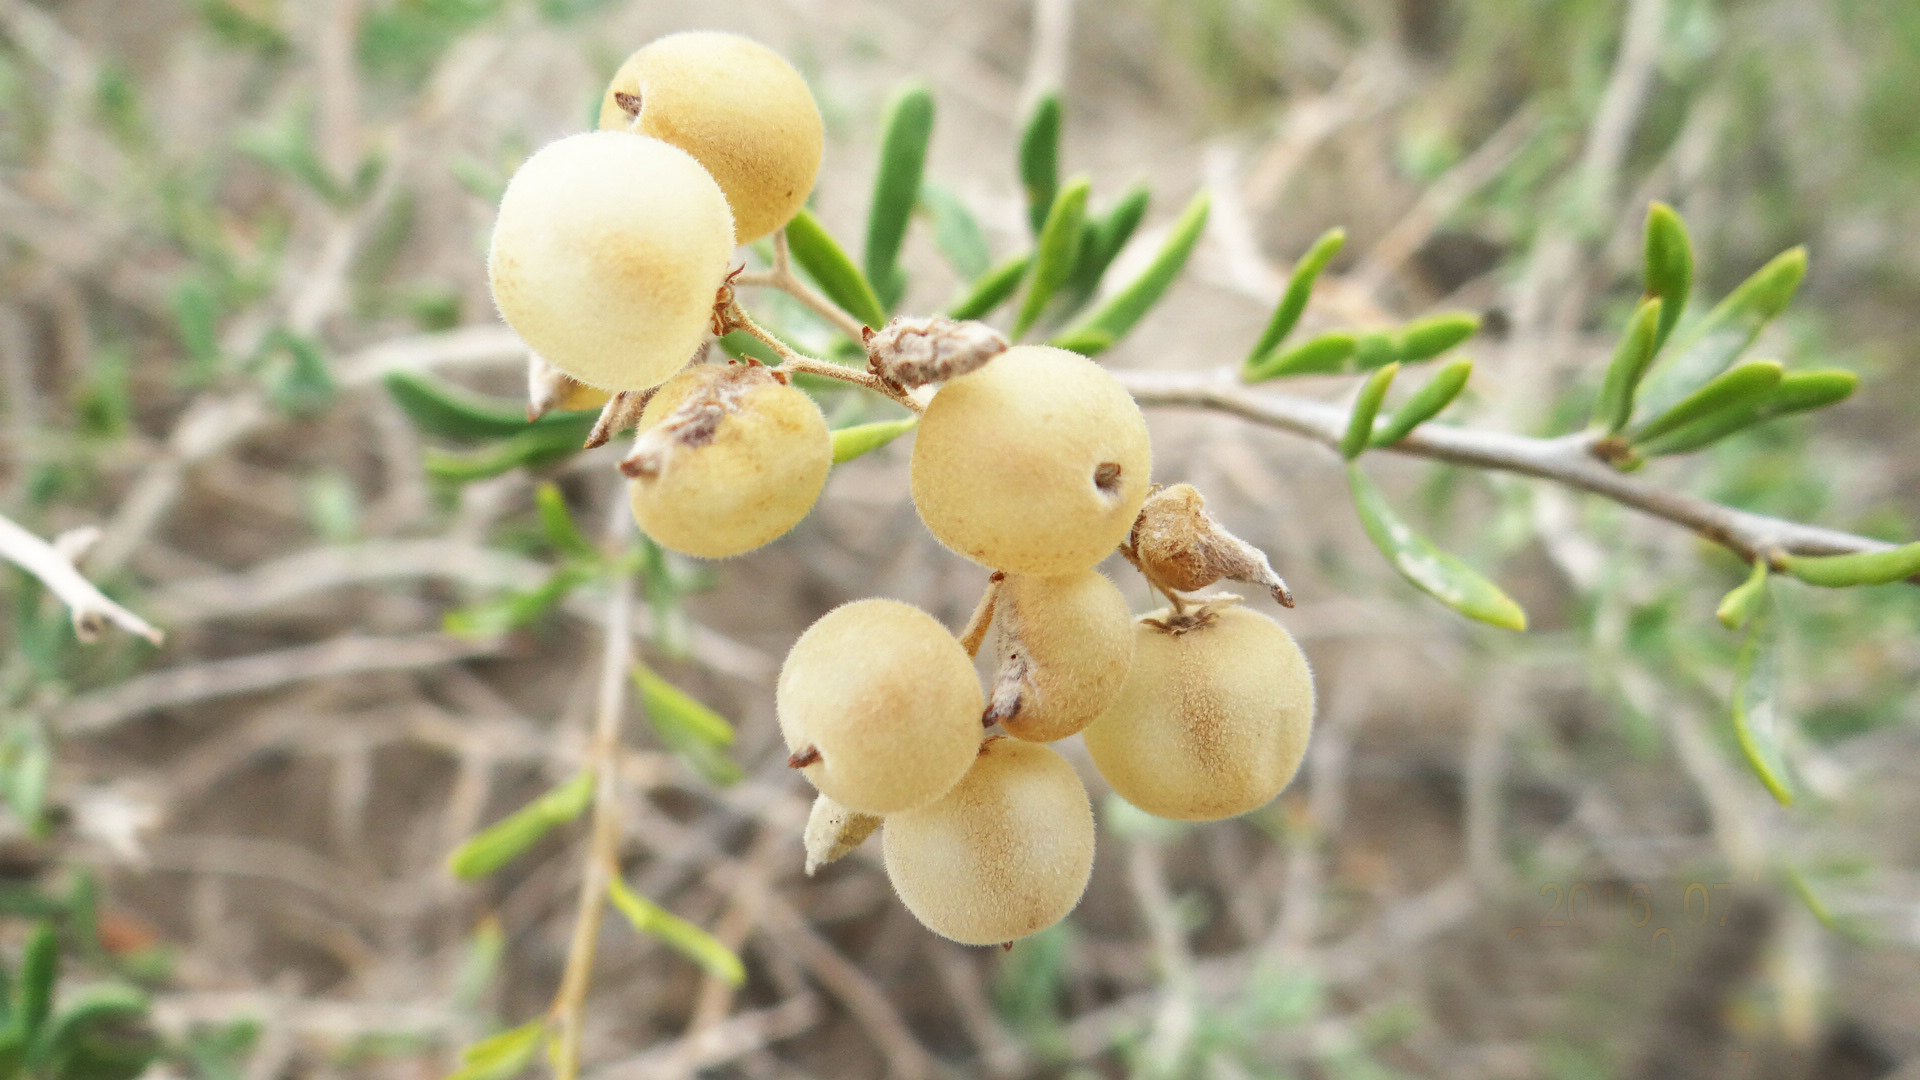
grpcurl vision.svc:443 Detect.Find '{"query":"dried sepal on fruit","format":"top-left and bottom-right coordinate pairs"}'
top-left (1082, 598), bottom-right (1314, 822)
top-left (882, 737), bottom-right (1094, 946)
top-left (911, 345), bottom-right (1152, 575)
top-left (776, 598), bottom-right (984, 815)
top-left (984, 569), bottom-right (1133, 742)
top-left (864, 316), bottom-right (1008, 388)
top-left (598, 32), bottom-right (823, 244)
top-left (527, 351), bottom-right (610, 420)
top-left (488, 131), bottom-right (735, 392)
top-left (1123, 483), bottom-right (1294, 607)
top-left (803, 793), bottom-right (882, 876)
top-left (623, 362), bottom-right (830, 559)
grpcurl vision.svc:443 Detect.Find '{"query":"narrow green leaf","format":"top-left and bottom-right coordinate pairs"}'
top-left (1061, 192), bottom-right (1210, 347)
top-left (1631, 360), bottom-right (1783, 445)
top-left (6, 737), bottom-right (49, 834)
top-left (1340, 363), bottom-right (1398, 460)
top-left (1731, 594), bottom-right (1793, 805)
top-left (423, 420), bottom-right (594, 483)
top-left (1372, 358), bottom-right (1471, 447)
top-left (534, 484), bottom-right (595, 560)
top-left (1634, 401), bottom-right (1764, 458)
top-left (785, 210), bottom-right (888, 332)
top-left (1716, 559), bottom-right (1769, 630)
top-left (1351, 331), bottom-right (1398, 371)
top-left (607, 876), bottom-right (745, 986)
top-left (1592, 297), bottom-right (1663, 434)
top-left (920, 183), bottom-right (990, 280)
top-left (1781, 864), bottom-right (1834, 929)
top-left (1017, 92), bottom-right (1061, 236)
top-left (947, 254), bottom-right (1029, 320)
top-left (1643, 203), bottom-right (1693, 354)
top-left (1346, 465), bottom-right (1527, 630)
top-left (263, 330), bottom-right (335, 416)
top-left (1047, 327), bottom-right (1116, 357)
top-left (1013, 176), bottom-right (1091, 338)
top-left (1395, 312), bottom-right (1480, 364)
top-left (448, 1020), bottom-right (544, 1080)
top-left (717, 329), bottom-right (783, 366)
top-left (1243, 331), bottom-right (1357, 381)
top-left (17, 923), bottom-right (56, 1038)
top-left (865, 84), bottom-right (935, 310)
top-left (1636, 367), bottom-right (1849, 457)
top-left (171, 276), bottom-right (222, 379)
top-left (634, 666), bottom-right (734, 747)
top-left (1247, 227), bottom-right (1345, 364)
top-left (1061, 184), bottom-right (1151, 309)
top-left (1764, 368), bottom-right (1857, 417)
top-left (385, 370), bottom-right (592, 441)
top-left (1781, 541), bottom-right (1920, 588)
top-left (446, 771), bottom-right (595, 880)
top-left (1638, 246), bottom-right (1806, 417)
top-left (830, 417), bottom-right (918, 464)
top-left (443, 566), bottom-right (587, 639)
top-left (33, 986), bottom-right (157, 1080)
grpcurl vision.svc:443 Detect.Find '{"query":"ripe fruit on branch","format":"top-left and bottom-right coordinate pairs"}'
top-left (985, 569), bottom-right (1134, 742)
top-left (598, 31), bottom-right (824, 244)
top-left (624, 363), bottom-right (831, 559)
top-left (910, 345), bottom-right (1152, 575)
top-left (488, 131), bottom-right (735, 392)
top-left (777, 599), bottom-right (984, 815)
top-left (1082, 600), bottom-right (1314, 822)
top-left (882, 737), bottom-right (1095, 946)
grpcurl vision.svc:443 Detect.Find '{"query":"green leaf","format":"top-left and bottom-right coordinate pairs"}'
top-left (1764, 368), bottom-right (1857, 416)
top-left (5, 734), bottom-right (50, 834)
top-left (385, 370), bottom-right (592, 442)
top-left (784, 210), bottom-right (888, 332)
top-left (1351, 331), bottom-right (1398, 371)
top-left (830, 417), bottom-right (918, 464)
top-left (1716, 560), bottom-right (1769, 630)
top-left (717, 329), bottom-right (783, 366)
top-left (1247, 227), bottom-right (1346, 365)
top-left (1340, 364), bottom-right (1398, 460)
top-left (1047, 327), bottom-right (1116, 356)
top-left (262, 330), bottom-right (335, 416)
top-left (1781, 541), bottom-right (1920, 588)
top-left (1591, 297), bottom-right (1663, 435)
top-left (1017, 92), bottom-right (1062, 236)
top-left (607, 876), bottom-right (745, 986)
top-left (1060, 192), bottom-right (1210, 348)
top-left (1346, 465), bottom-right (1527, 630)
top-left (920, 184), bottom-right (990, 281)
top-left (447, 1020), bottom-right (544, 1080)
top-left (446, 771), bottom-right (595, 880)
top-left (1781, 864), bottom-right (1834, 929)
top-left (534, 484), bottom-right (595, 561)
top-left (17, 923), bottom-right (56, 1039)
top-left (1731, 593), bottom-right (1793, 805)
top-left (1631, 360), bottom-right (1783, 446)
top-left (443, 566), bottom-right (588, 639)
top-left (865, 84), bottom-right (935, 310)
top-left (1637, 247), bottom-right (1806, 418)
top-left (947, 254), bottom-right (1029, 320)
top-left (423, 420), bottom-right (595, 483)
top-left (634, 666), bottom-right (734, 747)
top-left (1060, 184), bottom-right (1151, 311)
top-left (1012, 176), bottom-right (1091, 338)
top-left (1643, 203), bottom-right (1693, 354)
top-left (1395, 312), bottom-right (1480, 364)
top-left (171, 276), bottom-right (222, 380)
top-left (32, 985), bottom-right (156, 1080)
top-left (1371, 358), bottom-right (1471, 447)
top-left (1243, 331), bottom-right (1356, 381)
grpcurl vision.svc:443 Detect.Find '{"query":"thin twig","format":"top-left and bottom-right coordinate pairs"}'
top-left (728, 308), bottom-right (924, 415)
top-left (549, 501), bottom-right (638, 1080)
top-left (732, 231), bottom-right (873, 343)
top-left (1113, 367), bottom-right (1908, 573)
top-left (956, 572), bottom-right (1005, 658)
top-left (0, 514), bottom-right (162, 643)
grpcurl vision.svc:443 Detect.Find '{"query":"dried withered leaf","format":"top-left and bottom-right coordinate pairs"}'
top-left (1127, 484), bottom-right (1294, 607)
top-left (585, 388), bottom-right (652, 450)
top-left (618, 363), bottom-right (768, 476)
top-left (864, 316), bottom-right (1008, 387)
top-left (803, 793), bottom-right (882, 876)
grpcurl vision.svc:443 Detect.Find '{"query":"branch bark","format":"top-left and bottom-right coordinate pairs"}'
top-left (0, 514), bottom-right (162, 644)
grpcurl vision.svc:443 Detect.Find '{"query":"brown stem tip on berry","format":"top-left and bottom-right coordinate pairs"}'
top-left (786, 745), bottom-right (821, 769)
top-left (613, 90), bottom-right (642, 118)
top-left (865, 316), bottom-right (1008, 388)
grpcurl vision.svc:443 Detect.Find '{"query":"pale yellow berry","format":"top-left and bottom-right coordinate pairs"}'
top-left (1082, 602), bottom-right (1314, 822)
top-left (488, 131), bottom-right (735, 392)
top-left (985, 569), bottom-right (1134, 743)
top-left (624, 363), bottom-right (831, 559)
top-left (882, 738), bottom-right (1094, 946)
top-left (777, 599), bottom-right (984, 815)
top-left (598, 32), bottom-right (823, 244)
top-left (910, 345), bottom-right (1152, 575)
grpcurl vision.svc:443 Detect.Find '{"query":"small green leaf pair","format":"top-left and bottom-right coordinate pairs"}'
top-left (0, 925), bottom-right (158, 1080)
top-left (1337, 358), bottom-right (1475, 459)
top-left (385, 371), bottom-right (597, 483)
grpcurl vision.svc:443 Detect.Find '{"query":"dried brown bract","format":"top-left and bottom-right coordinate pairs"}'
top-left (802, 793), bottom-right (882, 876)
top-left (863, 316), bottom-right (1008, 388)
top-left (1124, 483), bottom-right (1294, 607)
top-left (528, 351), bottom-right (611, 421)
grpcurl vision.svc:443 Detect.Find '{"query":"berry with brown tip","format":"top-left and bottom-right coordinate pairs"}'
top-left (985, 569), bottom-right (1133, 743)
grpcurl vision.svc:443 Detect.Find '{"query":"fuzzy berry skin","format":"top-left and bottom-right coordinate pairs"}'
top-left (987, 569), bottom-right (1134, 743)
top-left (598, 31), bottom-right (823, 244)
top-left (882, 737), bottom-right (1094, 946)
top-left (488, 131), bottom-right (735, 392)
top-left (910, 345), bottom-right (1152, 576)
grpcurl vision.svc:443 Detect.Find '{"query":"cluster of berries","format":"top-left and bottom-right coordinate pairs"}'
top-left (483, 32), bottom-right (1315, 947)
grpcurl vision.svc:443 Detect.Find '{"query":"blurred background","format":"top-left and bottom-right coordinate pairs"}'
top-left (2, 0), bottom-right (1919, 1077)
